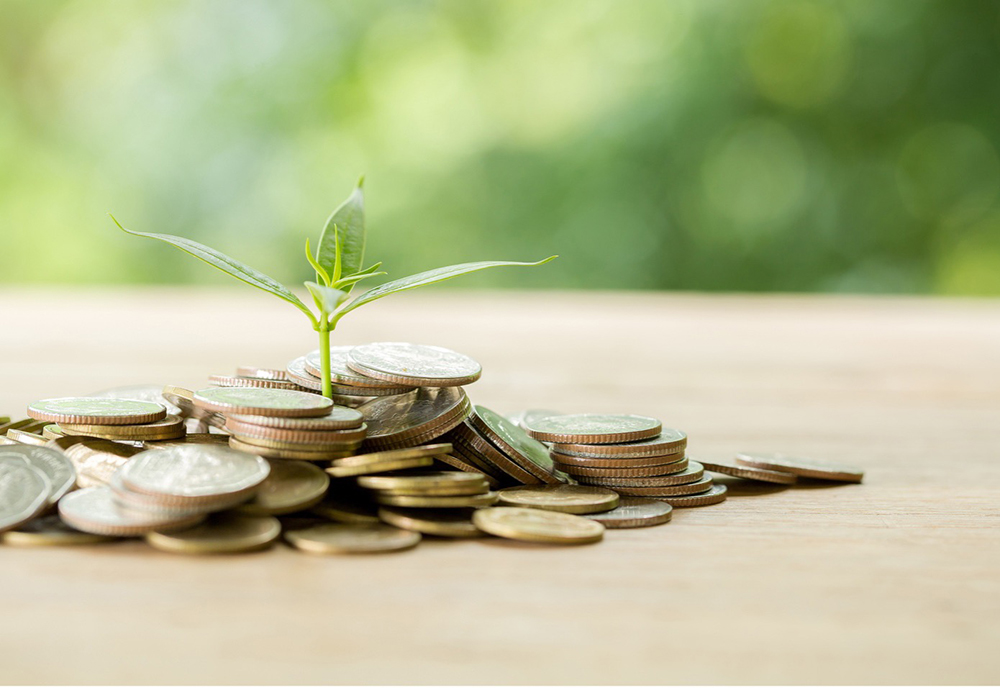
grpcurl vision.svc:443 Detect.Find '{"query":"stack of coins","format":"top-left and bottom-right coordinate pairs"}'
top-left (2, 418), bottom-right (60, 445)
top-left (525, 413), bottom-right (727, 508)
top-left (27, 397), bottom-right (187, 444)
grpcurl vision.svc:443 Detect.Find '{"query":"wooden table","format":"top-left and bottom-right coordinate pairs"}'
top-left (1, 289), bottom-right (998, 685)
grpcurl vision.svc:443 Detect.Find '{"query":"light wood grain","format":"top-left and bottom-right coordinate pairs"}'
top-left (1, 288), bottom-right (998, 685)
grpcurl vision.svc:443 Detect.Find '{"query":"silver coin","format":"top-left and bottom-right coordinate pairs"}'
top-left (359, 388), bottom-right (470, 443)
top-left (286, 355), bottom-right (410, 396)
top-left (523, 413), bottom-right (662, 444)
top-left (86, 384), bottom-right (182, 416)
top-left (347, 342), bottom-right (482, 387)
top-left (508, 408), bottom-right (563, 430)
top-left (584, 498), bottom-right (673, 528)
top-left (193, 387), bottom-right (333, 417)
top-left (118, 445), bottom-right (270, 501)
top-left (0, 445), bottom-right (75, 505)
top-left (28, 397), bottom-right (167, 425)
top-left (304, 347), bottom-right (410, 389)
top-left (58, 487), bottom-right (206, 536)
top-left (0, 461), bottom-right (51, 533)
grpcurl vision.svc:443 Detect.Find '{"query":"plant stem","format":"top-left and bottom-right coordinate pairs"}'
top-left (318, 320), bottom-right (333, 399)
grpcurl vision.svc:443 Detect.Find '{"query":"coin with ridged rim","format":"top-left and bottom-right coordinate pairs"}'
top-left (607, 474), bottom-right (713, 496)
top-left (735, 452), bottom-right (864, 483)
top-left (28, 397), bottom-right (167, 426)
top-left (358, 470), bottom-right (487, 493)
top-left (700, 457), bottom-right (797, 484)
top-left (471, 406), bottom-right (561, 484)
top-left (655, 483), bottom-right (728, 507)
top-left (86, 384), bottom-right (182, 416)
top-left (224, 418), bottom-right (366, 445)
top-left (118, 445), bottom-right (270, 505)
top-left (553, 456), bottom-right (688, 479)
top-left (375, 491), bottom-right (499, 508)
top-left (228, 437), bottom-right (354, 461)
top-left (162, 386), bottom-right (228, 428)
top-left (359, 388), bottom-right (470, 447)
top-left (236, 366), bottom-right (288, 381)
top-left (228, 407), bottom-right (363, 431)
top-left (0, 444), bottom-right (75, 505)
top-left (552, 429), bottom-right (687, 458)
top-left (208, 374), bottom-right (299, 390)
top-left (285, 522), bottom-right (421, 554)
top-left (523, 414), bottom-right (662, 444)
top-left (548, 450), bottom-right (686, 468)
top-left (584, 498), bottom-right (673, 528)
top-left (326, 455), bottom-right (435, 478)
top-left (575, 461), bottom-right (705, 489)
top-left (347, 342), bottom-right (482, 387)
top-left (286, 355), bottom-right (412, 396)
top-left (6, 429), bottom-right (48, 446)
top-left (1, 515), bottom-right (115, 546)
top-left (59, 414), bottom-right (186, 441)
top-left (497, 485), bottom-right (619, 514)
top-left (0, 461), bottom-right (50, 533)
top-left (305, 346), bottom-right (414, 389)
top-left (238, 459), bottom-right (330, 516)
top-left (446, 421), bottom-right (539, 485)
top-left (193, 387), bottom-right (333, 418)
top-left (473, 506), bottom-right (604, 544)
top-left (59, 487), bottom-right (206, 536)
top-left (378, 506), bottom-right (482, 538)
top-left (146, 513), bottom-right (281, 554)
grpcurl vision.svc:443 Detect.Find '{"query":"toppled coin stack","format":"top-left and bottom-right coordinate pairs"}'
top-left (0, 341), bottom-right (865, 554)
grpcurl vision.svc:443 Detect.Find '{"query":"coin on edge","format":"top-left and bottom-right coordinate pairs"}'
top-left (497, 485), bottom-right (619, 514)
top-left (735, 452), bottom-right (863, 483)
top-left (473, 507), bottom-right (604, 545)
top-left (146, 513), bottom-right (281, 554)
top-left (584, 498), bottom-right (673, 529)
top-left (285, 522), bottom-right (421, 554)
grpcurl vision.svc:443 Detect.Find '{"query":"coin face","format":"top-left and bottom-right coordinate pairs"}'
top-left (285, 523), bottom-right (421, 554)
top-left (228, 407), bottom-right (363, 431)
top-left (1, 514), bottom-right (115, 546)
top-left (553, 429), bottom-right (687, 458)
top-left (473, 507), bottom-right (604, 544)
top-left (334, 444), bottom-right (452, 467)
top-left (145, 513), bottom-right (281, 554)
top-left (193, 387), bottom-right (334, 418)
top-left (162, 386), bottom-right (228, 428)
top-left (700, 457), bottom-right (797, 484)
top-left (28, 397), bottom-right (167, 426)
top-left (375, 491), bottom-right (500, 509)
top-left (239, 460), bottom-right (330, 516)
top-left (584, 498), bottom-right (673, 529)
top-left (347, 342), bottom-right (482, 387)
top-left (523, 414), bottom-right (663, 444)
top-left (377, 506), bottom-right (482, 538)
top-left (58, 487), bottom-right (206, 536)
top-left (471, 406), bottom-right (561, 484)
top-left (359, 388), bottom-right (470, 447)
top-left (735, 452), bottom-right (863, 483)
top-left (509, 408), bottom-right (562, 430)
top-left (236, 366), bottom-right (288, 381)
top-left (0, 445), bottom-right (75, 505)
top-left (0, 461), bottom-right (51, 533)
top-left (87, 384), bottom-right (182, 416)
top-left (575, 461), bottom-right (704, 489)
top-left (304, 346), bottom-right (412, 389)
top-left (287, 355), bottom-right (410, 396)
top-left (118, 445), bottom-right (270, 502)
top-left (497, 485), bottom-right (619, 514)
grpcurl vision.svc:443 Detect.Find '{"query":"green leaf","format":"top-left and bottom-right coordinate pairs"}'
top-left (316, 178), bottom-right (365, 290)
top-left (112, 215), bottom-right (316, 322)
top-left (336, 256), bottom-right (557, 317)
top-left (305, 281), bottom-right (349, 316)
top-left (304, 238), bottom-right (331, 286)
top-left (334, 269), bottom-right (387, 290)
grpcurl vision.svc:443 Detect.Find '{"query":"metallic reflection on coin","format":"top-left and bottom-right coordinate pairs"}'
top-left (146, 513), bottom-right (281, 554)
top-left (285, 523), bottom-right (421, 554)
top-left (193, 387), bottom-right (332, 418)
top-left (28, 398), bottom-right (167, 426)
top-left (0, 461), bottom-right (51, 533)
top-left (347, 342), bottom-right (482, 387)
top-left (735, 452), bottom-right (863, 483)
top-left (0, 444), bottom-right (75, 505)
top-left (584, 498), bottom-right (673, 529)
top-left (523, 413), bottom-right (662, 444)
top-left (700, 457), bottom-right (797, 485)
top-left (497, 485), bottom-right (619, 514)
top-left (473, 506), bottom-right (604, 544)
top-left (1, 514), bottom-right (115, 546)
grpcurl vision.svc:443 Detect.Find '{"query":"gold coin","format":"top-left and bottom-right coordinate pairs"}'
top-left (309, 495), bottom-right (380, 524)
top-left (375, 491), bottom-right (499, 508)
top-left (333, 443), bottom-right (452, 467)
top-left (553, 456), bottom-right (688, 478)
top-left (445, 421), bottom-right (540, 485)
top-left (145, 513), bottom-right (281, 554)
top-left (655, 483), bottom-right (728, 507)
top-left (346, 342), bottom-right (482, 387)
top-left (228, 437), bottom-right (355, 461)
top-left (445, 441), bottom-right (510, 486)
top-left (610, 475), bottom-right (713, 497)
top-left (377, 506), bottom-right (482, 538)
top-left (472, 507), bottom-right (604, 544)
top-left (578, 462), bottom-right (706, 490)
top-left (229, 432), bottom-right (362, 452)
top-left (59, 414), bottom-right (186, 441)
top-left (470, 406), bottom-right (562, 484)
top-left (522, 414), bottom-right (662, 445)
top-left (735, 452), bottom-right (863, 483)
top-left (1, 514), bottom-right (116, 546)
top-left (325, 455), bottom-right (435, 478)
top-left (6, 429), bottom-right (49, 446)
top-left (228, 408), bottom-right (363, 431)
top-left (236, 366), bottom-right (288, 381)
top-left (359, 388), bottom-right (471, 449)
top-left (546, 450), bottom-right (686, 468)
top-left (208, 374), bottom-right (300, 390)
top-left (28, 398), bottom-right (167, 426)
top-left (238, 459), bottom-right (330, 516)
top-left (584, 498), bottom-right (673, 529)
top-left (357, 470), bottom-right (487, 493)
top-left (497, 485), bottom-right (619, 514)
top-left (551, 429), bottom-right (687, 457)
top-left (700, 457), bottom-right (797, 484)
top-left (58, 487), bottom-right (206, 536)
top-left (42, 425), bottom-right (66, 440)
top-left (285, 522), bottom-right (421, 554)
top-left (193, 387), bottom-right (333, 418)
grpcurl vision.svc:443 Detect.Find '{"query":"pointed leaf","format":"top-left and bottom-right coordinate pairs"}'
top-left (112, 215), bottom-right (315, 320)
top-left (316, 178), bottom-right (365, 290)
top-left (304, 238), bottom-right (331, 286)
top-left (305, 281), bottom-right (349, 315)
top-left (336, 257), bottom-right (557, 317)
top-left (334, 270), bottom-right (387, 290)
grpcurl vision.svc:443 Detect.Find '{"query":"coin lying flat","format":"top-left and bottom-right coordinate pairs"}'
top-left (0, 444), bottom-right (76, 505)
top-left (325, 456), bottom-right (435, 478)
top-left (584, 498), bottom-right (673, 529)
top-left (193, 387), bottom-right (333, 418)
top-left (433, 453), bottom-right (501, 487)
top-left (347, 342), bottom-right (482, 387)
top-left (473, 507), bottom-right (604, 545)
top-left (208, 374), bottom-right (300, 390)
top-left (378, 506), bottom-right (482, 538)
top-left (375, 491), bottom-right (500, 508)
top-left (547, 450), bottom-right (687, 468)
top-left (285, 523), bottom-right (421, 554)
top-left (227, 437), bottom-right (354, 462)
top-left (358, 470), bottom-right (487, 493)
top-left (228, 408), bottom-right (363, 431)
top-left (700, 457), bottom-right (797, 484)
top-left (577, 462), bottom-right (705, 490)
top-left (1, 515), bottom-right (115, 546)
top-left (552, 428), bottom-right (687, 458)
top-left (553, 457), bottom-right (688, 479)
top-left (146, 513), bottom-right (281, 554)
top-left (86, 384), bottom-right (182, 416)
top-left (735, 452), bottom-right (864, 483)
top-left (654, 483), bottom-right (728, 507)
top-left (224, 419), bottom-right (366, 445)
top-left (162, 386), bottom-right (228, 429)
top-left (497, 485), bottom-right (619, 514)
top-left (28, 398), bottom-right (167, 426)
top-left (333, 444), bottom-right (452, 466)
top-left (238, 460), bottom-right (330, 516)
top-left (59, 414), bottom-right (186, 441)
top-left (609, 475), bottom-right (713, 497)
top-left (0, 461), bottom-right (51, 533)
top-left (304, 347), bottom-right (414, 389)
top-left (471, 406), bottom-right (562, 484)
top-left (6, 429), bottom-right (49, 446)
top-left (58, 487), bottom-right (206, 536)
top-left (228, 431), bottom-right (363, 452)
top-left (286, 355), bottom-right (411, 396)
top-left (523, 414), bottom-right (663, 444)
top-left (236, 366), bottom-right (288, 381)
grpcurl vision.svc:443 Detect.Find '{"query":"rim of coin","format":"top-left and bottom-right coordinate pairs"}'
top-left (375, 491), bottom-right (500, 509)
top-left (699, 457), bottom-right (797, 484)
top-left (84, 384), bottom-right (183, 416)
top-left (471, 406), bottom-right (561, 484)
top-left (118, 445), bottom-right (271, 504)
top-left (575, 461), bottom-right (705, 489)
top-left (238, 460), bottom-right (330, 516)
top-left (193, 387), bottom-right (333, 418)
top-left (472, 506), bottom-right (605, 545)
top-left (497, 485), bottom-right (620, 515)
top-left (109, 470), bottom-right (220, 516)
top-left (6, 429), bottom-right (48, 446)
top-left (236, 366), bottom-right (288, 381)
top-left (378, 506), bottom-right (482, 538)
top-left (309, 497), bottom-right (380, 524)
top-left (58, 487), bottom-right (206, 536)
top-left (226, 431), bottom-right (363, 452)
top-left (734, 452), bottom-right (864, 483)
top-left (608, 474), bottom-right (714, 497)
top-left (1, 515), bottom-right (116, 546)
top-left (146, 513), bottom-right (281, 554)
top-left (447, 422), bottom-right (540, 485)
top-left (346, 342), bottom-right (482, 387)
top-left (228, 437), bottom-right (354, 462)
top-left (286, 355), bottom-right (412, 396)
top-left (326, 455), bottom-right (435, 478)
top-left (208, 374), bottom-right (300, 390)
top-left (285, 522), bottom-right (421, 554)
top-left (523, 413), bottom-right (663, 445)
top-left (546, 449), bottom-right (687, 468)
top-left (655, 483), bottom-right (728, 507)
top-left (358, 470), bottom-right (488, 492)
top-left (304, 346), bottom-right (416, 389)
top-left (0, 461), bottom-right (51, 533)
top-left (437, 449), bottom-right (504, 487)
top-left (509, 408), bottom-right (563, 430)
top-left (27, 397), bottom-right (167, 426)
top-left (58, 414), bottom-right (186, 441)
top-left (552, 456), bottom-right (688, 479)
top-left (584, 498), bottom-right (673, 529)
top-left (362, 410), bottom-right (471, 450)
top-left (359, 388), bottom-right (471, 446)
top-left (41, 425), bottom-right (66, 440)
top-left (162, 386), bottom-right (228, 428)
top-left (332, 444), bottom-right (453, 467)
top-left (227, 408), bottom-right (363, 431)
top-left (0, 444), bottom-right (76, 505)
top-left (552, 428), bottom-right (687, 457)
top-left (447, 437), bottom-right (513, 482)
top-left (225, 418), bottom-right (366, 445)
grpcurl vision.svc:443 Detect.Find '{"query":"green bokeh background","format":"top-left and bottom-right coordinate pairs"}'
top-left (2, 0), bottom-right (999, 294)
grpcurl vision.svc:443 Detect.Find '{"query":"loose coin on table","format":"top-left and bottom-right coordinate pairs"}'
top-left (193, 387), bottom-right (333, 418)
top-left (700, 457), bottom-right (797, 484)
top-left (146, 513), bottom-right (281, 554)
top-left (2, 515), bottom-right (115, 546)
top-left (378, 506), bottom-right (482, 538)
top-left (0, 461), bottom-right (51, 533)
top-left (523, 413), bottom-right (663, 444)
top-left (497, 485), bottom-right (619, 514)
top-left (238, 459), bottom-right (330, 516)
top-left (473, 507), bottom-right (605, 545)
top-left (285, 523), bottom-right (421, 554)
top-left (0, 444), bottom-right (76, 505)
top-left (27, 397), bottom-right (167, 426)
top-left (59, 487), bottom-right (206, 536)
top-left (584, 498), bottom-right (673, 529)
top-left (735, 452), bottom-right (864, 483)
top-left (347, 342), bottom-right (482, 387)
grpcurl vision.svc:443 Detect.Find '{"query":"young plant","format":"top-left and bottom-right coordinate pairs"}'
top-left (111, 178), bottom-right (555, 398)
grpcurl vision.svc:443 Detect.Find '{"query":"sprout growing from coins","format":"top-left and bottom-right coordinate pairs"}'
top-left (110, 179), bottom-right (555, 399)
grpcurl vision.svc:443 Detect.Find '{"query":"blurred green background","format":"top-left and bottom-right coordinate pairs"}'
top-left (1, 0), bottom-right (999, 294)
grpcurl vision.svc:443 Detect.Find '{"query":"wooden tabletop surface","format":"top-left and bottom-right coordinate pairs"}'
top-left (1, 288), bottom-right (998, 685)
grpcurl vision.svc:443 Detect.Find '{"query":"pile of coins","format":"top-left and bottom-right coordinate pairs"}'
top-left (0, 340), bottom-right (866, 554)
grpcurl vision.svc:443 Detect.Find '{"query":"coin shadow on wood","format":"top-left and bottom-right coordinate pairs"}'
top-left (788, 477), bottom-right (858, 491)
top-left (474, 537), bottom-right (598, 550)
top-left (711, 475), bottom-right (793, 497)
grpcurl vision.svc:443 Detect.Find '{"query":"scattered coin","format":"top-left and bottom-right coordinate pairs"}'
top-left (523, 413), bottom-right (662, 444)
top-left (374, 491), bottom-right (500, 509)
top-left (735, 452), bottom-right (864, 483)
top-left (0, 461), bottom-right (51, 533)
top-left (473, 507), bottom-right (604, 545)
top-left (59, 487), bottom-right (206, 536)
top-left (193, 387), bottom-right (333, 418)
top-left (378, 506), bottom-right (482, 538)
top-left (1, 514), bottom-right (115, 546)
top-left (6, 429), bottom-right (49, 446)
top-left (584, 498), bottom-right (673, 529)
top-left (325, 455), bottom-right (435, 478)
top-left (59, 414), bottom-right (186, 441)
top-left (285, 523), bottom-right (421, 554)
top-left (654, 483), bottom-right (728, 508)
top-left (0, 444), bottom-right (76, 505)
top-left (28, 398), bottom-right (167, 426)
top-left (497, 485), bottom-right (619, 514)
top-left (238, 460), bottom-right (330, 516)
top-left (608, 474), bottom-right (714, 497)
top-left (145, 513), bottom-right (281, 554)
top-left (471, 406), bottom-right (561, 484)
top-left (700, 457), bottom-right (797, 484)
